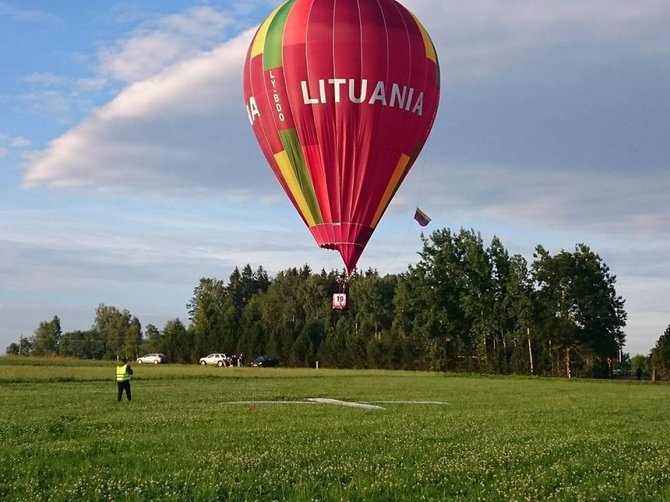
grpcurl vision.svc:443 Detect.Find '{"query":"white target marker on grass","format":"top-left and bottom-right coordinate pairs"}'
top-left (305, 398), bottom-right (384, 410)
top-left (220, 398), bottom-right (448, 410)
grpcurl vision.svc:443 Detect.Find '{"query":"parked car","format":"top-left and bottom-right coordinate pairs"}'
top-left (137, 353), bottom-right (166, 364)
top-left (250, 355), bottom-right (279, 367)
top-left (199, 353), bottom-right (229, 367)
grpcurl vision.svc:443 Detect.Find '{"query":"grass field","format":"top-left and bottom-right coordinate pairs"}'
top-left (1, 357), bottom-right (669, 501)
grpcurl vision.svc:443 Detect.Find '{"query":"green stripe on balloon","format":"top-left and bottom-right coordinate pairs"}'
top-left (263, 0), bottom-right (294, 71)
top-left (279, 128), bottom-right (323, 224)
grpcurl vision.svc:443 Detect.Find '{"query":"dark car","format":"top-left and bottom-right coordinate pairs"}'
top-left (250, 355), bottom-right (279, 367)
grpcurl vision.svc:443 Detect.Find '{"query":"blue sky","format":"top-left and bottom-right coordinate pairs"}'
top-left (1, 0), bottom-right (668, 356)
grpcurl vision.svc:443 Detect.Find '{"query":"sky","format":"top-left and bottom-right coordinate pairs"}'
top-left (1, 0), bottom-right (668, 356)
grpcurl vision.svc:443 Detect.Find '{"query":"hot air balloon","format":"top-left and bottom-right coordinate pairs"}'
top-left (243, 0), bottom-right (440, 274)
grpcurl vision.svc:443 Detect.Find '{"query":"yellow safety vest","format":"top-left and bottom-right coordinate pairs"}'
top-left (116, 364), bottom-right (131, 382)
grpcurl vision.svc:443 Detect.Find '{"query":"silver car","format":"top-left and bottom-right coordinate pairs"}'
top-left (137, 353), bottom-right (166, 364)
top-left (198, 353), bottom-right (229, 367)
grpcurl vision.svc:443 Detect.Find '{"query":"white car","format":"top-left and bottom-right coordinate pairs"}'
top-left (137, 353), bottom-right (166, 364)
top-left (199, 353), bottom-right (229, 367)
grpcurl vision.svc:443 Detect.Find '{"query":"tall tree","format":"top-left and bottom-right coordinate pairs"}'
top-left (188, 278), bottom-right (227, 356)
top-left (458, 231), bottom-right (494, 370)
top-left (60, 330), bottom-right (105, 359)
top-left (631, 353), bottom-right (650, 378)
top-left (349, 270), bottom-right (396, 343)
top-left (94, 304), bottom-right (134, 360)
top-left (141, 324), bottom-right (163, 354)
top-left (227, 265), bottom-right (271, 308)
top-left (238, 295), bottom-right (267, 359)
top-left (651, 324), bottom-right (670, 380)
top-left (162, 319), bottom-right (192, 363)
top-left (397, 228), bottom-right (496, 371)
top-left (532, 244), bottom-right (626, 377)
top-left (31, 316), bottom-right (62, 356)
top-left (392, 269), bottom-right (445, 370)
top-left (405, 229), bottom-right (465, 369)
top-left (488, 237), bottom-right (513, 372)
top-left (124, 316), bottom-right (143, 360)
top-left (502, 255), bottom-right (535, 374)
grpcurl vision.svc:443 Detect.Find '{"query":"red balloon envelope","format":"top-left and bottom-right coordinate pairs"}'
top-left (243, 0), bottom-right (440, 274)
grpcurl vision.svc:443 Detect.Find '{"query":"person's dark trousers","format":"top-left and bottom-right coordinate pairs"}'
top-left (117, 381), bottom-right (131, 401)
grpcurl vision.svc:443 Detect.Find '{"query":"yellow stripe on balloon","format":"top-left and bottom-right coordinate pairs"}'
top-left (250, 3), bottom-right (284, 59)
top-left (410, 13), bottom-right (437, 64)
top-left (274, 151), bottom-right (317, 227)
top-left (371, 153), bottom-right (411, 228)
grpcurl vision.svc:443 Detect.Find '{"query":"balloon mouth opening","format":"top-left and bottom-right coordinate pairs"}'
top-left (310, 223), bottom-right (374, 274)
top-left (318, 243), bottom-right (363, 275)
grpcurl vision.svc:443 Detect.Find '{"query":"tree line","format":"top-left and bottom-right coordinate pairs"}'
top-left (6, 227), bottom-right (653, 378)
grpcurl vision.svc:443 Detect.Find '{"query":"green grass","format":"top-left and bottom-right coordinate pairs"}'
top-left (1, 358), bottom-right (669, 500)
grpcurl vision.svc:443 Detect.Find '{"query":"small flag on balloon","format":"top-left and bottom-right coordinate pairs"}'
top-left (414, 207), bottom-right (431, 227)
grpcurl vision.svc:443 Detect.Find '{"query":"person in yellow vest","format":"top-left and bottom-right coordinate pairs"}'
top-left (116, 357), bottom-right (134, 401)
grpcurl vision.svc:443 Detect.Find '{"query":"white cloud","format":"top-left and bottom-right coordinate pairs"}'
top-left (10, 136), bottom-right (30, 148)
top-left (23, 29), bottom-right (261, 196)
top-left (405, 0), bottom-right (670, 84)
top-left (99, 32), bottom-right (200, 83)
top-left (0, 133), bottom-right (31, 157)
top-left (17, 71), bottom-right (78, 122)
top-left (160, 6), bottom-right (231, 40)
top-left (0, 2), bottom-right (62, 24)
top-left (18, 90), bottom-right (73, 120)
top-left (99, 6), bottom-right (233, 84)
top-left (412, 161), bottom-right (670, 241)
top-left (23, 72), bottom-right (64, 86)
top-left (76, 77), bottom-right (107, 92)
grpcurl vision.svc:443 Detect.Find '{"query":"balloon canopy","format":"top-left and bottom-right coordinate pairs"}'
top-left (243, 0), bottom-right (440, 274)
